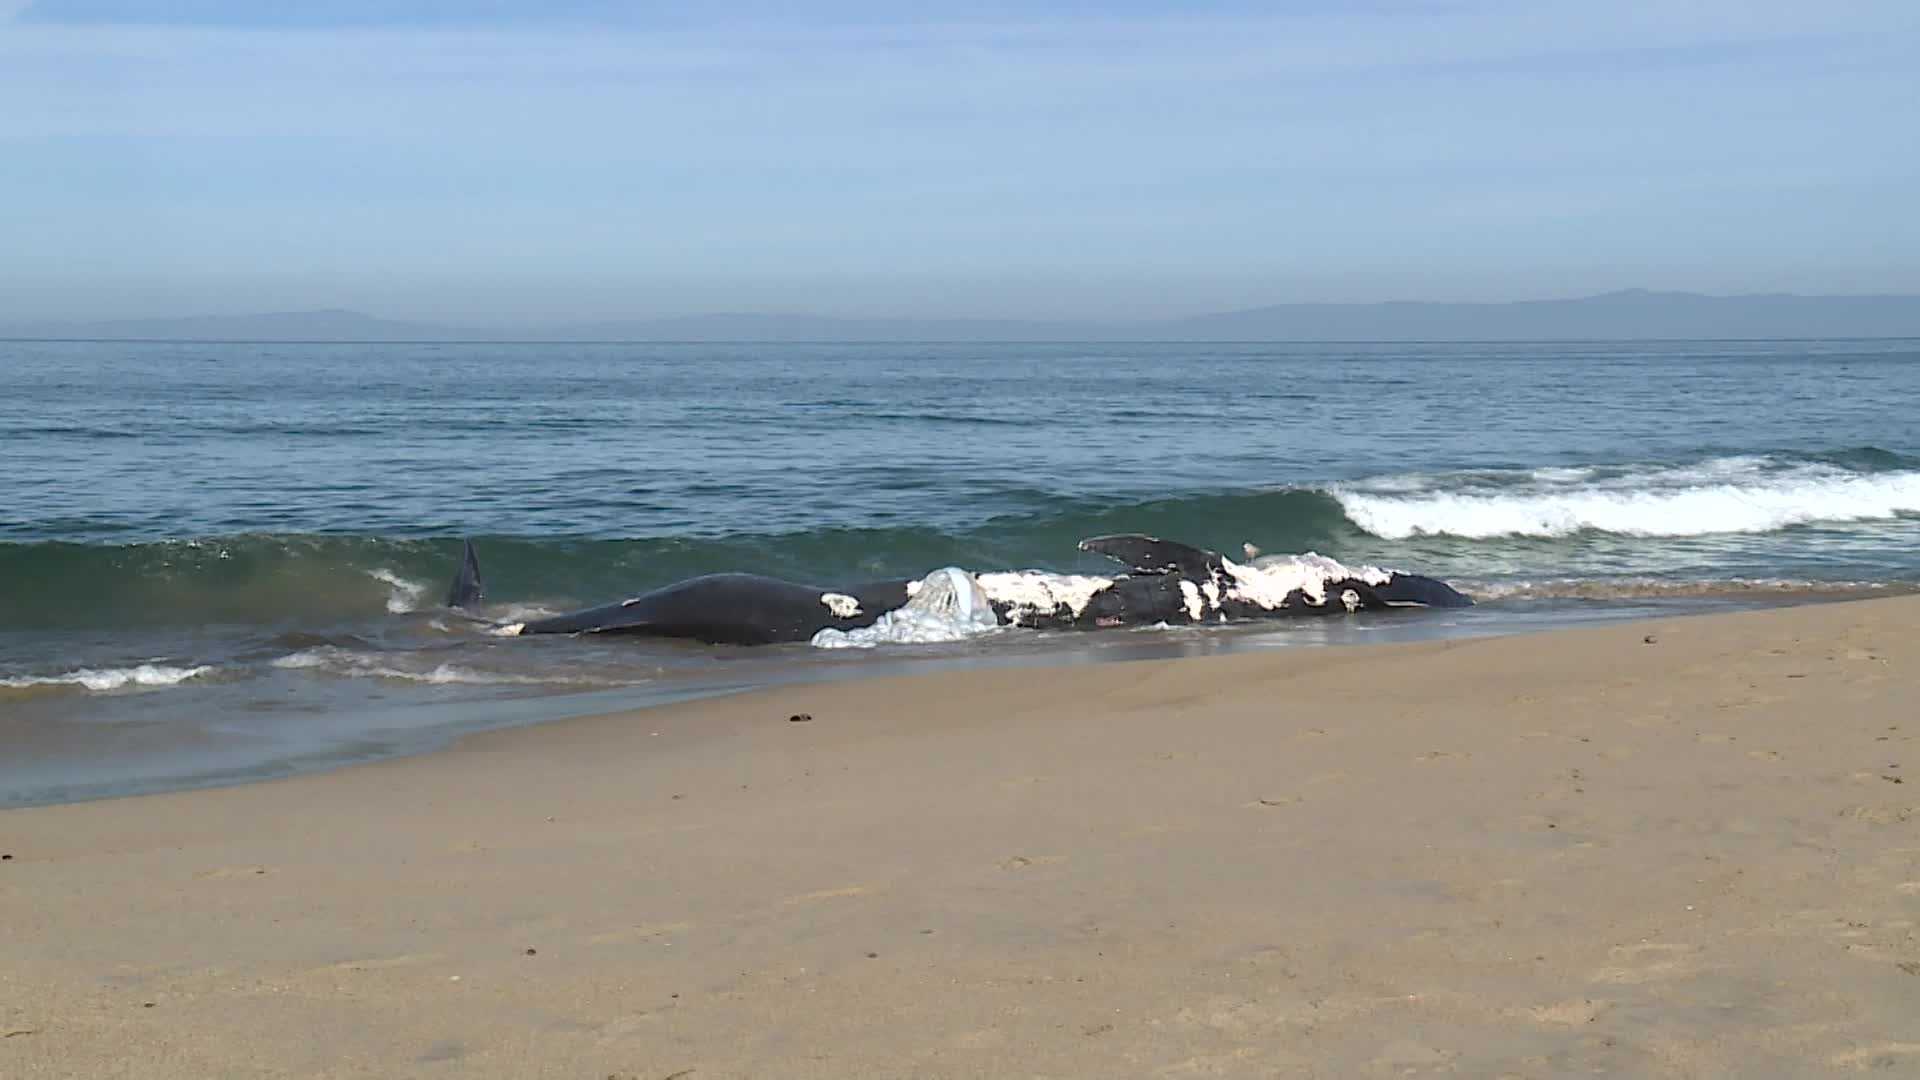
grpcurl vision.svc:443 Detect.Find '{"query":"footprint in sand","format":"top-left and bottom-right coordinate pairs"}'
top-left (415, 1040), bottom-right (465, 1064)
top-left (1830, 1043), bottom-right (1920, 1070)
top-left (307, 952), bottom-right (443, 976)
top-left (1840, 942), bottom-right (1913, 967)
top-left (1368, 1040), bottom-right (1457, 1073)
top-left (584, 920), bottom-right (695, 945)
top-left (780, 885), bottom-right (872, 904)
top-left (999, 855), bottom-right (1066, 871)
top-left (1589, 942), bottom-right (1698, 984)
top-left (1840, 804), bottom-right (1917, 826)
top-left (1173, 997), bottom-right (1271, 1036)
top-left (998, 775), bottom-right (1050, 789)
top-left (950, 1028), bottom-right (1007, 1049)
top-left (1155, 1048), bottom-right (1267, 1076)
top-left (1513, 999), bottom-right (1608, 1026)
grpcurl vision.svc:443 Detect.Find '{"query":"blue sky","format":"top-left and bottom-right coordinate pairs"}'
top-left (3, 0), bottom-right (1916, 323)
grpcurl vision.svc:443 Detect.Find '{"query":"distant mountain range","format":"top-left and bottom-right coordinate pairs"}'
top-left (6, 291), bottom-right (1920, 342)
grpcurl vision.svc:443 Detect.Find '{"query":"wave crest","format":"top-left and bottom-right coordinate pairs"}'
top-left (1336, 461), bottom-right (1920, 539)
top-left (0, 663), bottom-right (211, 694)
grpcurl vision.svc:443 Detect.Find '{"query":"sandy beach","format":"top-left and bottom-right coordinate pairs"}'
top-left (4, 598), bottom-right (1918, 1078)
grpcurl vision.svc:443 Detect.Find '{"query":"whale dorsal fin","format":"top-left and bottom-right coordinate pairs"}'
top-left (446, 539), bottom-right (485, 609)
top-left (1078, 535), bottom-right (1223, 579)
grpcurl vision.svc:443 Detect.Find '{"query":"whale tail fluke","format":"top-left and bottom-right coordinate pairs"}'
top-left (447, 539), bottom-right (485, 609)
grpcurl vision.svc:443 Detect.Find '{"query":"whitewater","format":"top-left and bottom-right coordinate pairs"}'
top-left (1333, 457), bottom-right (1920, 539)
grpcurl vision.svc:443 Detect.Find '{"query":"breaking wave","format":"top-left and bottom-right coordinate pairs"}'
top-left (1, 449), bottom-right (1915, 634)
top-left (0, 663), bottom-right (211, 694)
top-left (1333, 455), bottom-right (1920, 539)
top-left (365, 568), bottom-right (429, 614)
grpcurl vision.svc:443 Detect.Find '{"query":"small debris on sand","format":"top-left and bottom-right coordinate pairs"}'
top-left (1643, 635), bottom-right (1658, 644)
top-left (789, 713), bottom-right (812, 723)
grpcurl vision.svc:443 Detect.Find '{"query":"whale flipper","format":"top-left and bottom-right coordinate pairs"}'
top-left (446, 539), bottom-right (485, 609)
top-left (1079, 534), bottom-right (1223, 579)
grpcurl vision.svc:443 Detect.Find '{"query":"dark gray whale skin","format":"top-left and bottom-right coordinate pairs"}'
top-left (513, 573), bottom-right (912, 645)
top-left (1003, 535), bottom-right (1473, 631)
top-left (445, 542), bottom-right (910, 645)
top-left (444, 536), bottom-right (1472, 646)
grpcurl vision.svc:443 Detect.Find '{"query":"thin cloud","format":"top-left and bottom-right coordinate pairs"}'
top-left (1, 1), bottom-right (1915, 321)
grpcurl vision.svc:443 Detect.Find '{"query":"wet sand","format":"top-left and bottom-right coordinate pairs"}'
top-left (4, 597), bottom-right (1919, 1077)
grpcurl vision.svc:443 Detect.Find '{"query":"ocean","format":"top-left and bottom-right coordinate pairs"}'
top-left (3, 338), bottom-right (1917, 806)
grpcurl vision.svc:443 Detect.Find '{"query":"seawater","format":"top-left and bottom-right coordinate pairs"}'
top-left (3, 339), bottom-right (1917, 805)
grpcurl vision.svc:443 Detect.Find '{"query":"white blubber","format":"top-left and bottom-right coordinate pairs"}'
top-left (1224, 553), bottom-right (1391, 608)
top-left (972, 572), bottom-right (1112, 625)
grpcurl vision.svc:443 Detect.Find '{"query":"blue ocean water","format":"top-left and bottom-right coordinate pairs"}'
top-left (3, 338), bottom-right (1917, 804)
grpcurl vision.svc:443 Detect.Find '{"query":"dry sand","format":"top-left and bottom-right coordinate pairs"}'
top-left (4, 598), bottom-right (1919, 1078)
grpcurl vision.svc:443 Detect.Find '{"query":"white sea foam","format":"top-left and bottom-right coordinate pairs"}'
top-left (271, 646), bottom-right (626, 686)
top-left (1462, 578), bottom-right (1901, 601)
top-left (1335, 463), bottom-right (1920, 539)
top-left (812, 567), bottom-right (1002, 648)
top-left (366, 568), bottom-right (429, 614)
top-left (427, 603), bottom-right (556, 635)
top-left (0, 663), bottom-right (211, 693)
top-left (1531, 466), bottom-right (1598, 484)
top-left (492, 603), bottom-right (560, 622)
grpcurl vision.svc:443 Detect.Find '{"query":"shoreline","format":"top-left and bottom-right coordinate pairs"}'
top-left (4, 589), bottom-right (1891, 810)
top-left (5, 596), bottom-right (1919, 1076)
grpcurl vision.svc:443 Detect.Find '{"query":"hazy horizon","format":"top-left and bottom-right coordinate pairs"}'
top-left (10, 288), bottom-right (1920, 343)
top-left (4, 1), bottom-right (1918, 324)
top-left (8, 286), bottom-right (1920, 328)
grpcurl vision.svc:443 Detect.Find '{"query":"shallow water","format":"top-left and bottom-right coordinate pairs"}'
top-left (3, 338), bottom-right (1917, 805)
